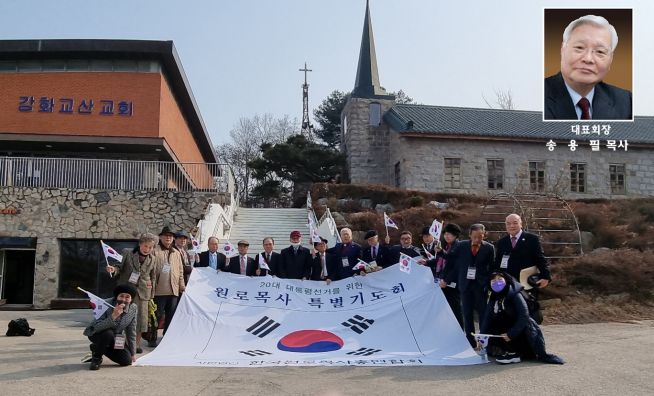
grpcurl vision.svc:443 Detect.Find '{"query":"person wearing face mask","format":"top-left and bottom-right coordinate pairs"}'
top-left (279, 230), bottom-right (312, 279)
top-left (480, 271), bottom-right (564, 365)
top-left (83, 284), bottom-right (138, 370)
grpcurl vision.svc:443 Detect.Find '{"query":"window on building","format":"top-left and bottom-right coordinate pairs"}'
top-left (58, 239), bottom-right (136, 298)
top-left (0, 60), bottom-right (17, 72)
top-left (529, 161), bottom-right (546, 192)
top-left (487, 159), bottom-right (504, 189)
top-left (42, 59), bottom-right (66, 71)
top-left (66, 59), bottom-right (90, 71)
top-left (89, 59), bottom-right (113, 71)
top-left (394, 161), bottom-right (401, 188)
top-left (570, 163), bottom-right (586, 193)
top-left (444, 158), bottom-right (462, 188)
top-left (113, 60), bottom-right (138, 71)
top-left (369, 103), bottom-right (382, 126)
top-left (609, 163), bottom-right (626, 194)
top-left (17, 60), bottom-right (42, 72)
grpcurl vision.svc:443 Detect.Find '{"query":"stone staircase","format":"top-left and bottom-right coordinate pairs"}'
top-left (225, 207), bottom-right (312, 254)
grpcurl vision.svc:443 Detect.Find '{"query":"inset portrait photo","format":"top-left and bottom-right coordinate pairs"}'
top-left (543, 9), bottom-right (633, 121)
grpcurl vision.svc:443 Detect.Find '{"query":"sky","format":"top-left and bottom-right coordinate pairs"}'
top-left (1, 0), bottom-right (652, 146)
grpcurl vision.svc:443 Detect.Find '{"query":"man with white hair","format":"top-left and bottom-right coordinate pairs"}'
top-left (544, 14), bottom-right (631, 120)
top-left (327, 227), bottom-right (362, 280)
top-left (493, 214), bottom-right (551, 289)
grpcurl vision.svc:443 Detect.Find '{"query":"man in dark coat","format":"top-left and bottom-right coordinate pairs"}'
top-left (361, 230), bottom-right (392, 269)
top-left (309, 237), bottom-right (339, 283)
top-left (327, 227), bottom-right (362, 280)
top-left (253, 237), bottom-right (281, 276)
top-left (389, 231), bottom-right (423, 264)
top-left (279, 230), bottom-right (312, 279)
top-left (438, 224), bottom-right (494, 347)
top-left (493, 214), bottom-right (551, 291)
top-left (224, 240), bottom-right (258, 276)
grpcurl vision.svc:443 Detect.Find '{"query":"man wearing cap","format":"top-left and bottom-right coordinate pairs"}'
top-left (153, 226), bottom-right (185, 344)
top-left (327, 228), bottom-right (363, 281)
top-left (493, 214), bottom-right (551, 291)
top-left (196, 236), bottom-right (226, 271)
top-left (175, 230), bottom-right (197, 285)
top-left (83, 284), bottom-right (138, 370)
top-left (225, 240), bottom-right (258, 276)
top-left (310, 237), bottom-right (338, 283)
top-left (254, 237), bottom-right (281, 276)
top-left (361, 230), bottom-right (392, 269)
top-left (280, 230), bottom-right (312, 279)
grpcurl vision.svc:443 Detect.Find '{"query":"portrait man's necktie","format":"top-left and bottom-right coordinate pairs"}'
top-left (511, 236), bottom-right (517, 249)
top-left (577, 97), bottom-right (591, 120)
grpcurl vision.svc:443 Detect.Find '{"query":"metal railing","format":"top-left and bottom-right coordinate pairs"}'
top-left (0, 156), bottom-right (236, 193)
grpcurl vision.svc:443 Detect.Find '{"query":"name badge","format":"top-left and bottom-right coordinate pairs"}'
top-left (128, 272), bottom-right (140, 284)
top-left (342, 258), bottom-right (350, 267)
top-left (162, 263), bottom-right (171, 274)
top-left (466, 267), bottom-right (476, 280)
top-left (500, 255), bottom-right (510, 269)
top-left (114, 334), bottom-right (126, 350)
top-left (448, 282), bottom-right (457, 288)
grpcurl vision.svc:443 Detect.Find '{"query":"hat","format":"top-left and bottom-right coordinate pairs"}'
top-left (443, 223), bottom-right (462, 238)
top-left (420, 226), bottom-right (431, 236)
top-left (290, 230), bottom-right (301, 239)
top-left (364, 230), bottom-right (378, 239)
top-left (159, 226), bottom-right (175, 236)
top-left (175, 230), bottom-right (190, 239)
top-left (113, 283), bottom-right (137, 300)
top-left (237, 240), bottom-right (249, 246)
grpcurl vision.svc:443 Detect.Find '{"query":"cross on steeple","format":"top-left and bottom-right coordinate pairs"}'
top-left (299, 62), bottom-right (314, 138)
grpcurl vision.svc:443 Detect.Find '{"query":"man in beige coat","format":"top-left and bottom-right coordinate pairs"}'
top-left (107, 232), bottom-right (158, 353)
top-left (152, 226), bottom-right (185, 346)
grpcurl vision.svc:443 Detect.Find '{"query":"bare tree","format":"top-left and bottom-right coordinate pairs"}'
top-left (215, 114), bottom-right (298, 202)
top-left (482, 88), bottom-right (515, 110)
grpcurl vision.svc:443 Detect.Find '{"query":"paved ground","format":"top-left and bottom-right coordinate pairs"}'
top-left (0, 310), bottom-right (652, 396)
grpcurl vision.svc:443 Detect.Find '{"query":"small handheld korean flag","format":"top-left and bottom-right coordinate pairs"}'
top-left (190, 235), bottom-right (201, 253)
top-left (429, 219), bottom-right (443, 241)
top-left (353, 259), bottom-right (367, 271)
top-left (258, 253), bottom-right (270, 270)
top-left (100, 240), bottom-right (123, 262)
top-left (384, 212), bottom-right (399, 230)
top-left (399, 253), bottom-right (413, 274)
top-left (309, 225), bottom-right (322, 243)
top-left (77, 287), bottom-right (114, 319)
top-left (221, 240), bottom-right (237, 258)
top-left (474, 334), bottom-right (490, 348)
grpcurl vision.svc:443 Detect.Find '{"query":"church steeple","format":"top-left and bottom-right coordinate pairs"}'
top-left (352, 0), bottom-right (393, 98)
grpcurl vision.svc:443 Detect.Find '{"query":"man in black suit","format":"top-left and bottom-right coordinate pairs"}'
top-left (224, 240), bottom-right (258, 276)
top-left (279, 230), bottom-right (312, 280)
top-left (253, 237), bottom-right (281, 276)
top-left (438, 224), bottom-right (494, 347)
top-left (327, 228), bottom-right (362, 280)
top-left (361, 230), bottom-right (392, 269)
top-left (544, 15), bottom-right (631, 120)
top-left (493, 214), bottom-right (551, 288)
top-left (419, 226), bottom-right (438, 259)
top-left (389, 231), bottom-right (424, 264)
top-left (195, 236), bottom-right (226, 270)
top-left (309, 237), bottom-right (338, 283)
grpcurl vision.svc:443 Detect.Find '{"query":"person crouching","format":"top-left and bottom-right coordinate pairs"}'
top-left (83, 284), bottom-right (138, 370)
top-left (480, 271), bottom-right (564, 365)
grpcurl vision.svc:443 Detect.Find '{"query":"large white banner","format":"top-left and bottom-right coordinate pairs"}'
top-left (136, 263), bottom-right (485, 367)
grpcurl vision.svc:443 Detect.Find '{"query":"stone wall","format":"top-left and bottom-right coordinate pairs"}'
top-left (389, 136), bottom-right (654, 198)
top-left (342, 97), bottom-right (395, 185)
top-left (0, 187), bottom-right (223, 308)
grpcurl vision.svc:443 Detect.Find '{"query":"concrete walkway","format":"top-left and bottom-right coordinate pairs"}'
top-left (0, 310), bottom-right (652, 396)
